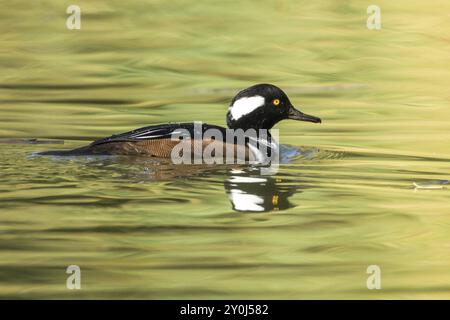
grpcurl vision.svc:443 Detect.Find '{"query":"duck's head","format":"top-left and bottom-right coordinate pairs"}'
top-left (226, 83), bottom-right (321, 130)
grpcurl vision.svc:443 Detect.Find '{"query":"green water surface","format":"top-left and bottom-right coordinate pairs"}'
top-left (1, 0), bottom-right (450, 299)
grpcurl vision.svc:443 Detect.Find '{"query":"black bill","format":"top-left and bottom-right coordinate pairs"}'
top-left (288, 106), bottom-right (321, 123)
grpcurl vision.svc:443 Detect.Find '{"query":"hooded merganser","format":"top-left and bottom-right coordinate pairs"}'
top-left (38, 84), bottom-right (321, 160)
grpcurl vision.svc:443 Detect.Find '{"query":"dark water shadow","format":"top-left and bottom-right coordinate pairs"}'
top-left (31, 146), bottom-right (320, 213)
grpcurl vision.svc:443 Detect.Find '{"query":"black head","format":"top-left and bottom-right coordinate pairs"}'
top-left (226, 83), bottom-right (321, 130)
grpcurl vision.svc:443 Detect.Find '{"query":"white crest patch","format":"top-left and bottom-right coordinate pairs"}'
top-left (230, 95), bottom-right (265, 120)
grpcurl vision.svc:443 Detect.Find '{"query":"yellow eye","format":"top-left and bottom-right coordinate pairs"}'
top-left (273, 99), bottom-right (280, 106)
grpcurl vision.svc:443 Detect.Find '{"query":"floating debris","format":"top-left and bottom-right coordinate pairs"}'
top-left (413, 180), bottom-right (449, 189)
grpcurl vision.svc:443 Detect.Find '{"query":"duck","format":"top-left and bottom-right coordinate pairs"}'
top-left (38, 84), bottom-right (321, 163)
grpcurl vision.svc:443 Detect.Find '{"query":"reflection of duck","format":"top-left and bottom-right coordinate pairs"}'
top-left (41, 152), bottom-right (303, 213)
top-left (224, 169), bottom-right (299, 212)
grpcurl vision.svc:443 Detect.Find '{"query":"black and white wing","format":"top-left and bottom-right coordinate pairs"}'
top-left (90, 122), bottom-right (226, 146)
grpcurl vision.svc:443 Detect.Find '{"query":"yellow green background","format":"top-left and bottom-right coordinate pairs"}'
top-left (0, 0), bottom-right (450, 298)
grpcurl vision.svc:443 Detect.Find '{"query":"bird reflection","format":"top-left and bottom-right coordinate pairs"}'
top-left (224, 169), bottom-right (298, 212)
top-left (37, 154), bottom-right (301, 213)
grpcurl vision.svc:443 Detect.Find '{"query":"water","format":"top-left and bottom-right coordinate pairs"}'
top-left (1, 0), bottom-right (450, 299)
